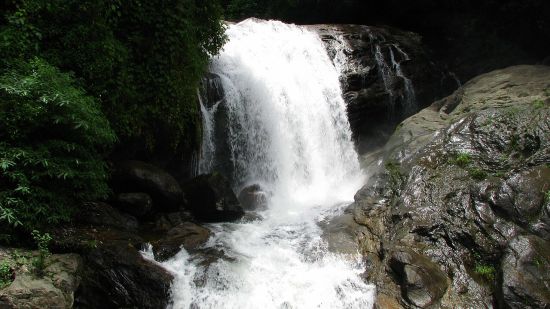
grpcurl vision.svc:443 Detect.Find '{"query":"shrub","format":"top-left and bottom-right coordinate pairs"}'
top-left (0, 261), bottom-right (13, 288)
top-left (452, 152), bottom-right (471, 167)
top-left (474, 264), bottom-right (496, 281)
top-left (0, 58), bottom-right (115, 229)
top-left (469, 168), bottom-right (488, 181)
top-left (31, 230), bottom-right (52, 277)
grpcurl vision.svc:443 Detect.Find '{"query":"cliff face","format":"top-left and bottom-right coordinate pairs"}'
top-left (311, 24), bottom-right (458, 153)
top-left (347, 65), bottom-right (550, 308)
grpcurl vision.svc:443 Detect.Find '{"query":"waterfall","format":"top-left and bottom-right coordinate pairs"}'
top-left (368, 32), bottom-right (417, 118)
top-left (161, 19), bottom-right (374, 309)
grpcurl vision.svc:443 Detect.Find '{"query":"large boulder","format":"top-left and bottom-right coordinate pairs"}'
top-left (45, 203), bottom-right (174, 308)
top-left (237, 184), bottom-right (269, 211)
top-left (152, 222), bottom-right (212, 261)
top-left (336, 65), bottom-right (550, 307)
top-left (113, 160), bottom-right (184, 212)
top-left (183, 173), bottom-right (244, 222)
top-left (114, 192), bottom-right (153, 218)
top-left (0, 248), bottom-right (82, 309)
top-left (75, 243), bottom-right (173, 308)
top-left (74, 202), bottom-right (138, 232)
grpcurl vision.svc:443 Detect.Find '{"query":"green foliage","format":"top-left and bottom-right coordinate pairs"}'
top-left (0, 261), bottom-right (13, 288)
top-left (450, 152), bottom-right (488, 181)
top-left (452, 152), bottom-right (472, 168)
top-left (3, 0), bottom-right (227, 151)
top-left (31, 230), bottom-right (52, 277)
top-left (544, 190), bottom-right (550, 203)
top-left (474, 264), bottom-right (496, 281)
top-left (532, 99), bottom-right (545, 109)
top-left (0, 58), bottom-right (115, 229)
top-left (469, 168), bottom-right (488, 181)
top-left (385, 161), bottom-right (405, 196)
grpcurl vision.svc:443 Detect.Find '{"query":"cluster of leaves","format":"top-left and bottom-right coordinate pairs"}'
top-left (451, 152), bottom-right (487, 181)
top-left (0, 58), bottom-right (115, 229)
top-left (474, 264), bottom-right (496, 281)
top-left (31, 230), bottom-right (51, 276)
top-left (0, 261), bottom-right (12, 288)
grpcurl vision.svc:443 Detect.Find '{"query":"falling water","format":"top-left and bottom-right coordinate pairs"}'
top-left (157, 19), bottom-right (375, 309)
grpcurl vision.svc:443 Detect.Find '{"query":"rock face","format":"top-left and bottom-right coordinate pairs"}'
top-left (75, 243), bottom-right (173, 309)
top-left (309, 24), bottom-right (458, 152)
top-left (0, 248), bottom-right (81, 309)
top-left (152, 222), bottom-right (212, 261)
top-left (114, 192), bottom-right (153, 217)
top-left (47, 202), bottom-right (176, 308)
top-left (184, 173), bottom-right (245, 222)
top-left (237, 184), bottom-right (269, 211)
top-left (345, 65), bottom-right (550, 308)
top-left (113, 160), bottom-right (184, 212)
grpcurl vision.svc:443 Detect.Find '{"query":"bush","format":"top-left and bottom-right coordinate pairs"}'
top-left (31, 230), bottom-right (51, 277)
top-left (452, 152), bottom-right (471, 167)
top-left (0, 261), bottom-right (12, 288)
top-left (0, 58), bottom-right (115, 229)
top-left (474, 264), bottom-right (496, 281)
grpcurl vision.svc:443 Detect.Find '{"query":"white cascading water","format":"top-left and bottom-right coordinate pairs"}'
top-left (151, 19), bottom-right (375, 308)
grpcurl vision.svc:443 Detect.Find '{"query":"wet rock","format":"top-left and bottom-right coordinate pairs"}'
top-left (114, 192), bottom-right (153, 217)
top-left (389, 249), bottom-right (449, 308)
top-left (75, 243), bottom-right (173, 309)
top-left (0, 248), bottom-right (81, 309)
top-left (237, 184), bottom-right (268, 211)
top-left (501, 235), bottom-right (550, 308)
top-left (308, 24), bottom-right (457, 152)
top-left (152, 211), bottom-right (195, 233)
top-left (152, 222), bottom-right (211, 261)
top-left (113, 160), bottom-right (184, 212)
top-left (344, 65), bottom-right (550, 308)
top-left (183, 173), bottom-right (244, 222)
top-left (75, 202), bottom-right (138, 232)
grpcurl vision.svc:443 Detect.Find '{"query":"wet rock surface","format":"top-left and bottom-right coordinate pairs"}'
top-left (45, 201), bottom-right (212, 308)
top-left (237, 184), bottom-right (269, 211)
top-left (184, 173), bottom-right (245, 222)
top-left (309, 24), bottom-right (458, 152)
top-left (341, 65), bottom-right (550, 308)
top-left (114, 192), bottom-right (153, 218)
top-left (75, 242), bottom-right (173, 309)
top-left (152, 222), bottom-right (212, 261)
top-left (112, 160), bottom-right (184, 212)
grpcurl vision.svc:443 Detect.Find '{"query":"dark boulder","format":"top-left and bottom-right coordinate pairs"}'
top-left (112, 160), bottom-right (184, 212)
top-left (183, 173), bottom-right (244, 222)
top-left (114, 192), bottom-right (153, 218)
top-left (152, 222), bottom-right (212, 261)
top-left (237, 184), bottom-right (269, 211)
top-left (151, 211), bottom-right (195, 233)
top-left (75, 202), bottom-right (138, 232)
top-left (75, 243), bottom-right (173, 309)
